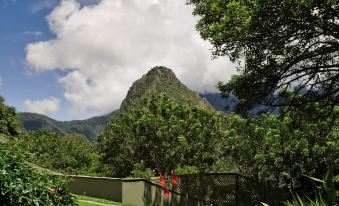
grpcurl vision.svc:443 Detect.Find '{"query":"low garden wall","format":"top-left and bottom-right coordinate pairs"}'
top-left (67, 175), bottom-right (123, 202)
top-left (67, 175), bottom-right (204, 206)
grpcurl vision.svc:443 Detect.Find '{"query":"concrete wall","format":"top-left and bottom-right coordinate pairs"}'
top-left (122, 179), bottom-right (204, 206)
top-left (67, 175), bottom-right (204, 206)
top-left (67, 175), bottom-right (122, 202)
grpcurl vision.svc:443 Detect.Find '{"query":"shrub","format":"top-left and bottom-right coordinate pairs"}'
top-left (17, 130), bottom-right (100, 175)
top-left (131, 161), bottom-right (154, 178)
top-left (175, 165), bottom-right (199, 175)
top-left (0, 143), bottom-right (75, 205)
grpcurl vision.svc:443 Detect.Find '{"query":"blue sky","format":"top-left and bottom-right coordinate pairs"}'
top-left (0, 0), bottom-right (100, 120)
top-left (0, 0), bottom-right (235, 121)
top-left (0, 0), bottom-right (67, 119)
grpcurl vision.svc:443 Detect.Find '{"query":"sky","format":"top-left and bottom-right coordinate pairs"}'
top-left (0, 0), bottom-right (236, 120)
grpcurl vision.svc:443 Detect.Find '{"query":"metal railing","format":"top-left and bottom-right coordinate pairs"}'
top-left (151, 173), bottom-right (287, 206)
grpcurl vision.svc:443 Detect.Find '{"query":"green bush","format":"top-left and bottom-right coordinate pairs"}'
top-left (175, 165), bottom-right (199, 175)
top-left (17, 130), bottom-right (100, 175)
top-left (0, 143), bottom-right (75, 205)
top-left (131, 161), bottom-right (154, 178)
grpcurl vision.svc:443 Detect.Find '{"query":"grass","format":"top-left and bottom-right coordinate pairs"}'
top-left (75, 195), bottom-right (134, 206)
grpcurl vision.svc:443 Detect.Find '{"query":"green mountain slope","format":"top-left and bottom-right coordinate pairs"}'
top-left (19, 112), bottom-right (116, 143)
top-left (120, 66), bottom-right (214, 112)
top-left (19, 66), bottom-right (215, 142)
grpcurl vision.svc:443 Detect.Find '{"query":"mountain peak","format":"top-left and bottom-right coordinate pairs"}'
top-left (141, 66), bottom-right (179, 85)
top-left (120, 66), bottom-right (213, 111)
top-left (147, 66), bottom-right (175, 75)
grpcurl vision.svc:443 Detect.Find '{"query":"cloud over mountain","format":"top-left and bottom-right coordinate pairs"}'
top-left (25, 0), bottom-right (236, 119)
top-left (23, 97), bottom-right (60, 114)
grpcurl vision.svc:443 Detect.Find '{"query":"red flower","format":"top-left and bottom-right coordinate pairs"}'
top-left (159, 173), bottom-right (166, 187)
top-left (171, 172), bottom-right (180, 185)
top-left (163, 187), bottom-right (170, 199)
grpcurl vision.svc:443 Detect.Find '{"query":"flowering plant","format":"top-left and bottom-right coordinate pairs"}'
top-left (159, 172), bottom-right (181, 199)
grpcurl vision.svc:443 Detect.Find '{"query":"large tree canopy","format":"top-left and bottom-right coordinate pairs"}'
top-left (187, 0), bottom-right (339, 114)
top-left (98, 94), bottom-right (227, 177)
top-left (224, 105), bottom-right (338, 190)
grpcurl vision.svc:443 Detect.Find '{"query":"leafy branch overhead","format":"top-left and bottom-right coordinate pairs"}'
top-left (188, 0), bottom-right (339, 114)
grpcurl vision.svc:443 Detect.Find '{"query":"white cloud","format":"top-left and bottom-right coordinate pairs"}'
top-left (23, 97), bottom-right (60, 114)
top-left (25, 0), bottom-right (236, 119)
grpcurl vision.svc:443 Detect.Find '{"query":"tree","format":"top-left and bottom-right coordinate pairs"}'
top-left (223, 105), bottom-right (338, 191)
top-left (0, 96), bottom-right (22, 139)
top-left (187, 0), bottom-right (339, 114)
top-left (98, 94), bottom-right (228, 177)
top-left (18, 130), bottom-right (99, 175)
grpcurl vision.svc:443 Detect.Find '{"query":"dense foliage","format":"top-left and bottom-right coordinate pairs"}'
top-left (0, 96), bottom-right (22, 140)
top-left (18, 130), bottom-right (100, 175)
top-left (0, 143), bottom-right (75, 205)
top-left (0, 96), bottom-right (76, 205)
top-left (284, 168), bottom-right (338, 206)
top-left (98, 94), bottom-right (228, 177)
top-left (98, 93), bottom-right (338, 198)
top-left (224, 104), bottom-right (338, 192)
top-left (185, 1), bottom-right (339, 199)
top-left (187, 0), bottom-right (339, 114)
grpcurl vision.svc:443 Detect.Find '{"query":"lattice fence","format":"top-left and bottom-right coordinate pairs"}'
top-left (151, 173), bottom-right (285, 206)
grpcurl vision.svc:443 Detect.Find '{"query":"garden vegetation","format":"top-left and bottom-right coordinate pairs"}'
top-left (0, 97), bottom-right (76, 205)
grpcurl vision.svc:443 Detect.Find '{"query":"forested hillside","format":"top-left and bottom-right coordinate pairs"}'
top-left (19, 111), bottom-right (116, 143)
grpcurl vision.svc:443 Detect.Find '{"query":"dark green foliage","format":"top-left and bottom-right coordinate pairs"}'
top-left (17, 130), bottom-right (100, 175)
top-left (188, 0), bottom-right (339, 114)
top-left (0, 143), bottom-right (75, 205)
top-left (19, 111), bottom-right (116, 142)
top-left (285, 168), bottom-right (338, 206)
top-left (120, 66), bottom-right (214, 112)
top-left (0, 96), bottom-right (22, 140)
top-left (98, 94), bottom-right (227, 177)
top-left (223, 105), bottom-right (338, 191)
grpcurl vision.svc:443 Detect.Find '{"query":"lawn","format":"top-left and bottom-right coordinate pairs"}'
top-left (75, 195), bottom-right (134, 206)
